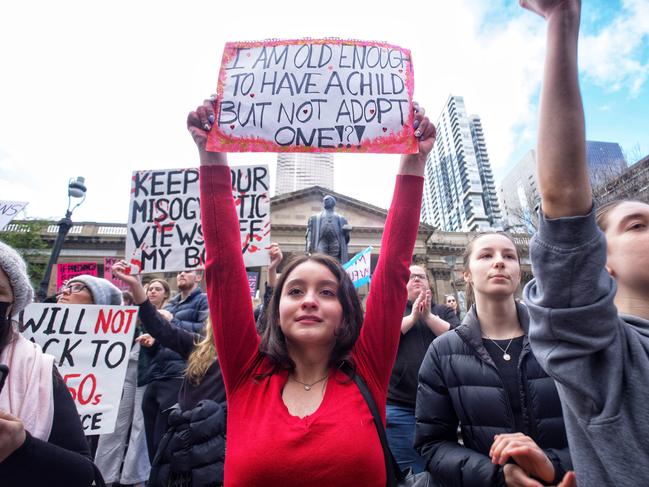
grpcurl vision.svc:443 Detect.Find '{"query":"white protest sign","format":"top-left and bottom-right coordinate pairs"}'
top-left (16, 303), bottom-right (138, 436)
top-left (343, 246), bottom-right (372, 288)
top-left (0, 201), bottom-right (28, 230)
top-left (207, 39), bottom-right (417, 154)
top-left (126, 166), bottom-right (270, 274)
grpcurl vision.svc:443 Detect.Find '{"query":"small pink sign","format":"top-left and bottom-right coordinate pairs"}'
top-left (207, 39), bottom-right (417, 154)
top-left (57, 262), bottom-right (98, 290)
top-left (104, 257), bottom-right (130, 290)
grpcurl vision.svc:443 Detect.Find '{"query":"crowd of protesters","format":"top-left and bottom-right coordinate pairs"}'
top-left (1, 1), bottom-right (648, 485)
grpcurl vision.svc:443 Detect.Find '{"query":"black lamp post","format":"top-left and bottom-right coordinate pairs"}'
top-left (37, 177), bottom-right (87, 301)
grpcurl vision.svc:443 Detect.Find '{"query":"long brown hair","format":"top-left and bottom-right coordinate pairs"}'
top-left (462, 232), bottom-right (521, 310)
top-left (186, 319), bottom-right (217, 385)
top-left (260, 253), bottom-right (364, 373)
top-left (146, 278), bottom-right (171, 309)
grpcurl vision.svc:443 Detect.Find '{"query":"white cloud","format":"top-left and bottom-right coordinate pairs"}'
top-left (0, 0), bottom-right (642, 220)
top-left (580, 0), bottom-right (649, 96)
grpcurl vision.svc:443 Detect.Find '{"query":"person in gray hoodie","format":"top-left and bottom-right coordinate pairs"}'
top-left (522, 0), bottom-right (649, 485)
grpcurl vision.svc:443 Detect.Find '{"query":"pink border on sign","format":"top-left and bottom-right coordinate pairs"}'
top-left (206, 38), bottom-right (417, 154)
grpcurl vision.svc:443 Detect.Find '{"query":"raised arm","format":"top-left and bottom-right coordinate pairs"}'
top-left (111, 260), bottom-right (198, 359)
top-left (188, 99), bottom-right (259, 393)
top-left (523, 0), bottom-right (590, 218)
top-left (355, 103), bottom-right (435, 391)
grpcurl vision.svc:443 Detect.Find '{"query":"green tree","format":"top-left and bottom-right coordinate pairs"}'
top-left (0, 220), bottom-right (49, 290)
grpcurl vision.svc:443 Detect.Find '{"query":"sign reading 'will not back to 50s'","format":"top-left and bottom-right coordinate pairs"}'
top-left (207, 39), bottom-right (416, 154)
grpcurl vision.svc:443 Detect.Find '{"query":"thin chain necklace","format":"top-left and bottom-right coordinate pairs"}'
top-left (484, 335), bottom-right (515, 361)
top-left (290, 374), bottom-right (329, 391)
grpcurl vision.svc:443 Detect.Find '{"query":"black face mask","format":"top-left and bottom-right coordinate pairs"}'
top-left (0, 301), bottom-right (13, 345)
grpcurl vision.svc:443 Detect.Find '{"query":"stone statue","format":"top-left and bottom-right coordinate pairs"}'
top-left (305, 195), bottom-right (352, 263)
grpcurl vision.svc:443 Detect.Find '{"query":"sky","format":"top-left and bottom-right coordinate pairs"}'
top-left (1, 0), bottom-right (648, 223)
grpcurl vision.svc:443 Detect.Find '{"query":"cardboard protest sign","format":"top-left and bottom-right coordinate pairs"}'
top-left (103, 257), bottom-right (130, 290)
top-left (126, 166), bottom-right (270, 274)
top-left (57, 262), bottom-right (99, 291)
top-left (16, 303), bottom-right (137, 435)
top-left (246, 271), bottom-right (259, 298)
top-left (207, 39), bottom-right (416, 154)
top-left (343, 246), bottom-right (372, 288)
top-left (0, 200), bottom-right (28, 230)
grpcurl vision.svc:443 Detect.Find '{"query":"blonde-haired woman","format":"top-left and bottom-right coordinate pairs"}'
top-left (112, 261), bottom-right (225, 487)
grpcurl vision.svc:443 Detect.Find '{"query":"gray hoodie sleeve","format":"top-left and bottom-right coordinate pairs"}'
top-left (523, 207), bottom-right (624, 421)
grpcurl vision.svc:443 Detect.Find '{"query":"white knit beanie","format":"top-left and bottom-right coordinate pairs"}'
top-left (0, 240), bottom-right (34, 314)
top-left (68, 275), bottom-right (122, 306)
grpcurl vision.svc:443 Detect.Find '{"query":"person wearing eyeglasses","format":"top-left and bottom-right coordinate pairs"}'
top-left (386, 264), bottom-right (460, 473)
top-left (56, 275), bottom-right (122, 460)
top-left (57, 276), bottom-right (122, 307)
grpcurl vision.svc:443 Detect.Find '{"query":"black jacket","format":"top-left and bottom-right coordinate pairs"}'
top-left (150, 399), bottom-right (226, 487)
top-left (0, 368), bottom-right (101, 487)
top-left (139, 299), bottom-right (226, 411)
top-left (387, 300), bottom-right (461, 407)
top-left (414, 303), bottom-right (571, 486)
top-left (142, 288), bottom-right (209, 381)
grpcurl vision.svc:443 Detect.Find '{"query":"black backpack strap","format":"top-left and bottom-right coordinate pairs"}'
top-left (341, 364), bottom-right (402, 487)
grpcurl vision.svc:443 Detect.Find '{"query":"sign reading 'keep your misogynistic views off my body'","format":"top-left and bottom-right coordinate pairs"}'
top-left (207, 39), bottom-right (416, 154)
top-left (16, 304), bottom-right (138, 435)
top-left (126, 166), bottom-right (270, 274)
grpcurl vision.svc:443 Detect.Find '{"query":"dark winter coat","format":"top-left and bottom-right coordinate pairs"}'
top-left (414, 303), bottom-right (571, 486)
top-left (150, 399), bottom-right (226, 487)
top-left (388, 300), bottom-right (461, 408)
top-left (142, 287), bottom-right (209, 381)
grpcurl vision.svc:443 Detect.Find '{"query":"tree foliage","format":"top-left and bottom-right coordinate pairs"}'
top-left (0, 220), bottom-right (49, 290)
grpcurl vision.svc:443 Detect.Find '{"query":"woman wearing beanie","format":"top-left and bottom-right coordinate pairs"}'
top-left (0, 241), bottom-right (103, 486)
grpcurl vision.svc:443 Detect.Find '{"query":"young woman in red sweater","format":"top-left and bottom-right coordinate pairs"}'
top-left (187, 98), bottom-right (434, 486)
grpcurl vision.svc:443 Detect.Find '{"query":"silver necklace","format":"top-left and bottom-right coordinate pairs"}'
top-left (290, 374), bottom-right (328, 391)
top-left (485, 335), bottom-right (515, 361)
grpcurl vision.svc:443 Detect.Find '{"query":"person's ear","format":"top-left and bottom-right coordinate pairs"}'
top-left (463, 270), bottom-right (472, 284)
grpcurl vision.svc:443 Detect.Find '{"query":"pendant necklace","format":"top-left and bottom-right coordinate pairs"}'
top-left (485, 335), bottom-right (515, 361)
top-left (291, 374), bottom-right (329, 391)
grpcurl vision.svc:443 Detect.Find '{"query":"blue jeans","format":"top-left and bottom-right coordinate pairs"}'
top-left (386, 404), bottom-right (426, 473)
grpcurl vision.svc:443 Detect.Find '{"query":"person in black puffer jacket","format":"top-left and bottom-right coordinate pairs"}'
top-left (415, 232), bottom-right (572, 487)
top-left (141, 270), bottom-right (209, 463)
top-left (152, 399), bottom-right (226, 487)
top-left (112, 260), bottom-right (226, 487)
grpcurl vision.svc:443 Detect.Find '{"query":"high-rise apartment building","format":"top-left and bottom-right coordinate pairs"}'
top-left (275, 153), bottom-right (334, 195)
top-left (421, 96), bottom-right (502, 231)
top-left (499, 141), bottom-right (627, 232)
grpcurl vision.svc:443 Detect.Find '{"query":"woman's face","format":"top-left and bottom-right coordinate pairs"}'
top-left (604, 201), bottom-right (649, 291)
top-left (147, 281), bottom-right (168, 308)
top-left (278, 260), bottom-right (343, 350)
top-left (464, 234), bottom-right (520, 302)
top-left (57, 281), bottom-right (94, 305)
top-left (446, 296), bottom-right (457, 311)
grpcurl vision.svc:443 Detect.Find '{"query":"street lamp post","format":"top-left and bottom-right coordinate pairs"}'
top-left (37, 177), bottom-right (87, 301)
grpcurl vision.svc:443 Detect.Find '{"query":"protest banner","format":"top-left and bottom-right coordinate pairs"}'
top-left (16, 303), bottom-right (138, 435)
top-left (0, 200), bottom-right (28, 230)
top-left (57, 262), bottom-right (99, 291)
top-left (103, 257), bottom-right (130, 290)
top-left (343, 246), bottom-right (372, 288)
top-left (207, 39), bottom-right (416, 154)
top-left (126, 166), bottom-right (270, 274)
top-left (246, 270), bottom-right (259, 298)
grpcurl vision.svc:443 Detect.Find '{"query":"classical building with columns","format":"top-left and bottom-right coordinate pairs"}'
top-left (4, 186), bottom-right (531, 309)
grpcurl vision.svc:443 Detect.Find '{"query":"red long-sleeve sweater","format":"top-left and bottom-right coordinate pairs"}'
top-left (200, 165), bottom-right (423, 487)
